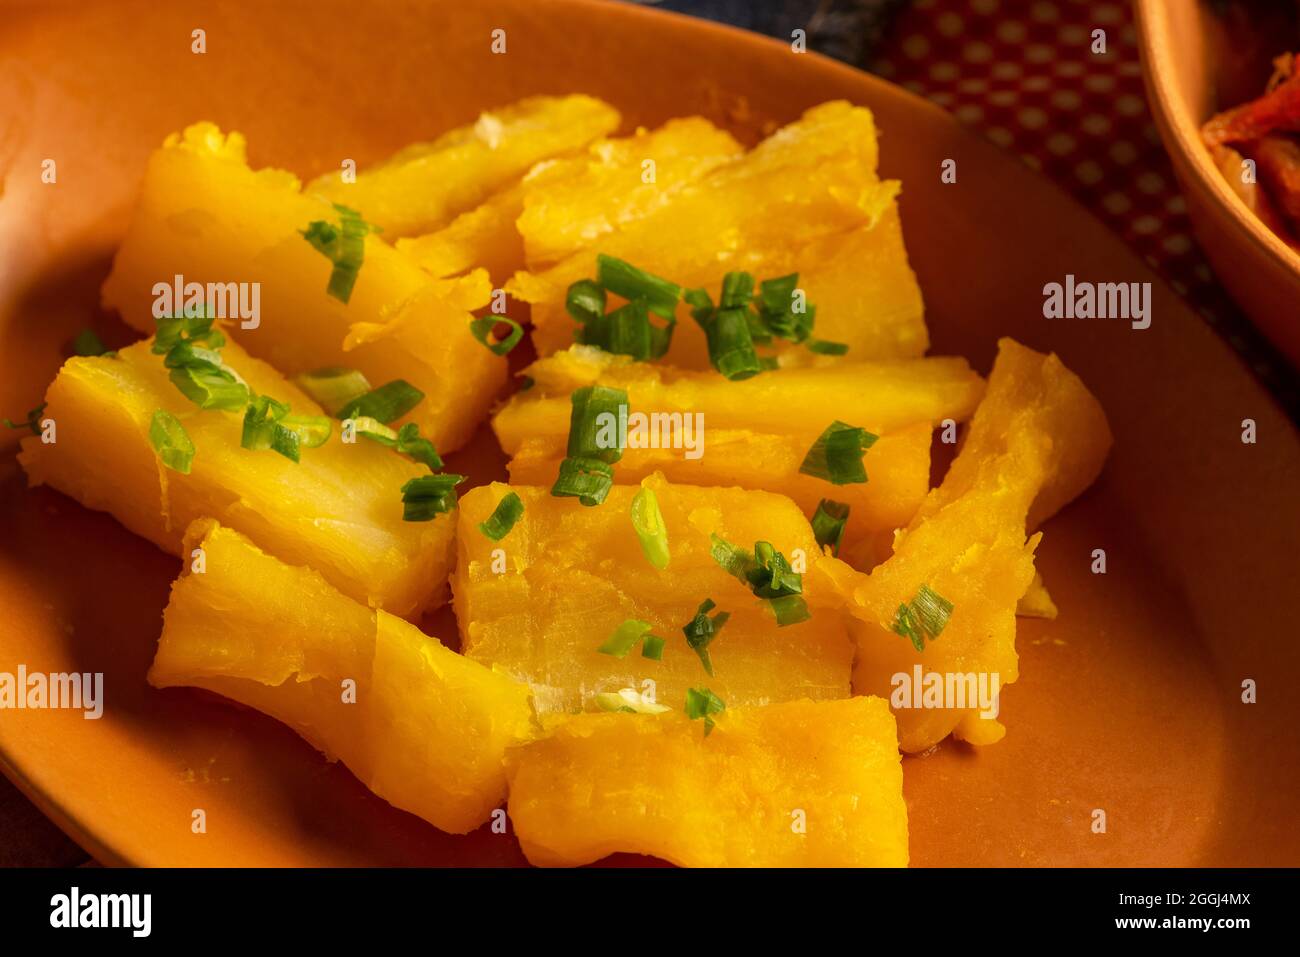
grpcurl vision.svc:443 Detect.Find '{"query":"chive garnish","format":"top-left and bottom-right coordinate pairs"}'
top-left (686, 284), bottom-right (763, 381)
top-left (566, 257), bottom-right (678, 361)
top-left (811, 499), bottom-right (850, 556)
top-left (301, 203), bottom-right (378, 304)
top-left (682, 599), bottom-right (730, 676)
top-left (295, 367), bottom-right (372, 416)
top-left (594, 689), bottom-right (670, 715)
top-left (148, 409), bottom-right (195, 474)
top-left (72, 329), bottom-right (116, 358)
top-left (336, 379), bottom-right (425, 424)
top-left (684, 687), bottom-right (726, 736)
top-left (596, 254), bottom-right (683, 319)
top-left (709, 533), bottom-right (809, 626)
top-left (598, 619), bottom-right (665, 659)
top-left (641, 634), bottom-right (666, 661)
top-left (168, 361), bottom-right (249, 412)
top-left (630, 486), bottom-right (670, 569)
top-left (551, 385), bottom-right (627, 506)
top-left (469, 316), bottom-right (525, 356)
top-left (890, 584), bottom-right (955, 652)
top-left (391, 422), bottom-right (443, 470)
top-left (799, 421), bottom-right (878, 485)
top-left (478, 491), bottom-right (525, 541)
top-left (3, 404), bottom-right (46, 436)
top-left (242, 395), bottom-right (331, 463)
top-left (399, 473), bottom-right (465, 522)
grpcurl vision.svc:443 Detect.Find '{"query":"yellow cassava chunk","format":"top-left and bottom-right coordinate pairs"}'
top-left (494, 346), bottom-right (984, 445)
top-left (1016, 572), bottom-right (1058, 619)
top-left (505, 426), bottom-right (932, 547)
top-left (517, 117), bottom-right (743, 266)
top-left (396, 117), bottom-right (744, 284)
top-left (308, 95), bottom-right (621, 237)
top-left (149, 521), bottom-right (534, 834)
top-left (453, 478), bottom-right (854, 714)
top-left (396, 179), bottom-right (528, 283)
top-left (813, 338), bottom-right (1111, 751)
top-left (18, 339), bottom-right (453, 617)
top-left (100, 122), bottom-right (504, 452)
top-left (508, 101), bottom-right (927, 366)
top-left (507, 696), bottom-right (907, 867)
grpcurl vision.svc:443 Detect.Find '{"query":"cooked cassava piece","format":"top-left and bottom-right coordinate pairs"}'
top-left (100, 122), bottom-right (504, 452)
top-left (454, 477), bottom-right (854, 714)
top-left (150, 520), bottom-right (534, 834)
top-left (397, 116), bottom-right (742, 283)
top-left (813, 339), bottom-right (1112, 752)
top-left (18, 339), bottom-right (454, 617)
top-left (507, 696), bottom-right (907, 867)
top-left (493, 346), bottom-right (983, 542)
top-left (508, 101), bottom-right (928, 367)
top-left (309, 95), bottom-right (621, 237)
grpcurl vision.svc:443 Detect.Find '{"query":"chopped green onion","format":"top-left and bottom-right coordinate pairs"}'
top-left (630, 486), bottom-right (670, 569)
top-left (279, 414), bottom-right (332, 449)
top-left (799, 420), bottom-right (878, 485)
top-left (301, 203), bottom-right (378, 304)
top-left (348, 415), bottom-right (397, 443)
top-left (811, 499), bottom-right (850, 556)
top-left (294, 367), bottom-right (372, 416)
top-left (3, 404), bottom-right (46, 436)
top-left (552, 385), bottom-right (627, 506)
top-left (565, 279), bottom-right (606, 325)
top-left (684, 687), bottom-right (726, 736)
top-left (72, 329), bottom-right (115, 358)
top-left (709, 534), bottom-right (806, 627)
top-left (149, 409), bottom-right (195, 474)
top-left (336, 379), bottom-right (425, 424)
top-left (594, 689), bottom-right (670, 715)
top-left (891, 602), bottom-right (925, 653)
top-left (911, 584), bottom-right (954, 638)
top-left (399, 473), bottom-right (465, 521)
top-left (241, 395), bottom-right (294, 460)
top-left (688, 283), bottom-right (764, 381)
top-left (154, 310), bottom-right (224, 355)
top-left (478, 491), bottom-right (524, 541)
top-left (806, 338), bottom-right (849, 356)
top-left (575, 299), bottom-right (675, 361)
top-left (598, 619), bottom-right (659, 659)
top-left (767, 594), bottom-right (811, 626)
top-left (596, 254), bottom-right (682, 319)
top-left (719, 271), bottom-right (754, 310)
top-left (169, 362), bottom-right (249, 412)
top-left (469, 316), bottom-right (525, 356)
top-left (682, 599), bottom-right (730, 676)
top-left (641, 634), bottom-right (666, 661)
top-left (890, 583), bottom-right (954, 652)
top-left (393, 422), bottom-right (442, 469)
top-left (550, 456), bottom-right (615, 506)
top-left (754, 273), bottom-right (813, 343)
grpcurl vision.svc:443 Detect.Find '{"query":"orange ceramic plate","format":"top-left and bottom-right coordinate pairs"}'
top-left (0, 0), bottom-right (1297, 867)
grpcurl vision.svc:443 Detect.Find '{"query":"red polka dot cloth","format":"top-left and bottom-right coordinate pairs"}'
top-left (869, 0), bottom-right (1298, 412)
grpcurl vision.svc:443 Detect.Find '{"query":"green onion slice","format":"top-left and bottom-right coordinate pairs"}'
top-left (478, 491), bottom-right (525, 541)
top-left (890, 583), bottom-right (954, 652)
top-left (598, 619), bottom-right (657, 659)
top-left (596, 254), bottom-right (682, 318)
top-left (799, 420), bottom-right (878, 485)
top-left (72, 329), bottom-right (115, 357)
top-left (295, 367), bottom-right (372, 416)
top-left (550, 457), bottom-right (614, 507)
top-left (630, 486), bottom-right (670, 569)
top-left (684, 686), bottom-right (726, 736)
top-left (399, 473), bottom-right (465, 522)
top-left (469, 316), bottom-right (525, 356)
top-left (149, 409), bottom-right (195, 474)
top-left (641, 634), bottom-right (666, 661)
top-left (811, 499), bottom-right (850, 556)
top-left (336, 379), bottom-right (425, 424)
top-left (3, 403), bottom-right (46, 436)
top-left (682, 598), bottom-right (730, 676)
top-left (169, 363), bottom-right (249, 412)
top-left (301, 203), bottom-right (378, 304)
